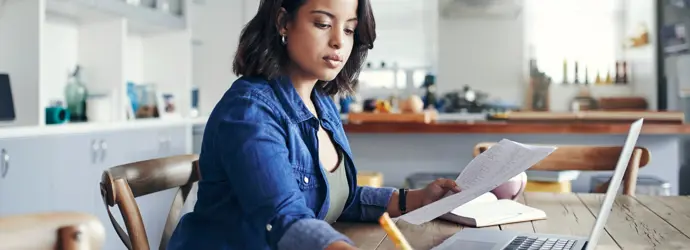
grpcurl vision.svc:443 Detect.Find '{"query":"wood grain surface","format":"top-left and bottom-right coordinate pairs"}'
top-left (335, 193), bottom-right (690, 250)
top-left (342, 122), bottom-right (690, 134)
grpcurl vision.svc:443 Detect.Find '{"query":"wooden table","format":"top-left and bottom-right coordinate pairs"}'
top-left (334, 192), bottom-right (690, 250)
top-left (342, 121), bottom-right (690, 135)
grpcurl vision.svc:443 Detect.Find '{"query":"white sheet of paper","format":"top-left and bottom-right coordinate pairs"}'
top-left (399, 139), bottom-right (556, 225)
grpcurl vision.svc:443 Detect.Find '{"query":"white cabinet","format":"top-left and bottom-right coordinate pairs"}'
top-left (91, 126), bottom-right (188, 250)
top-left (0, 125), bottom-right (190, 250)
top-left (0, 132), bottom-right (117, 226)
top-left (157, 126), bottom-right (189, 157)
top-left (0, 137), bottom-right (59, 216)
top-left (51, 134), bottom-right (102, 215)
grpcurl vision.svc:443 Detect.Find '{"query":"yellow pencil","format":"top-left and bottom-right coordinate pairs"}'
top-left (378, 212), bottom-right (413, 250)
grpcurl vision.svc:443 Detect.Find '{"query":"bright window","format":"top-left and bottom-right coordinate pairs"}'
top-left (524, 0), bottom-right (624, 84)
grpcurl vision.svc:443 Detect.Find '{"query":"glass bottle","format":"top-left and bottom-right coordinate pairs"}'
top-left (64, 65), bottom-right (88, 122)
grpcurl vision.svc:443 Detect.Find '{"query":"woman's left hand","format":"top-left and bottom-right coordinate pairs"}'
top-left (411, 178), bottom-right (462, 208)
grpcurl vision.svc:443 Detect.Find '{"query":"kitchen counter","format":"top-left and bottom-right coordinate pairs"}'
top-left (184, 114), bottom-right (689, 195)
top-left (342, 121), bottom-right (690, 134)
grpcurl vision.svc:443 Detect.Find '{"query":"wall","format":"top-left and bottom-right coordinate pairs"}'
top-left (327, 0), bottom-right (438, 100)
top-left (0, 0), bottom-right (41, 127)
top-left (125, 36), bottom-right (144, 83)
top-left (435, 0), bottom-right (659, 111)
top-left (436, 8), bottom-right (526, 106)
top-left (188, 0), bottom-right (438, 115)
top-left (623, 0), bottom-right (659, 110)
top-left (42, 17), bottom-right (78, 109)
top-left (189, 0), bottom-right (245, 116)
top-left (366, 0), bottom-right (433, 68)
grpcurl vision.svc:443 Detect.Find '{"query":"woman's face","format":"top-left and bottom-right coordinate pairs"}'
top-left (281, 0), bottom-right (359, 82)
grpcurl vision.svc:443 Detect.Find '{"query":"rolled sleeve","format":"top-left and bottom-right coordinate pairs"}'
top-left (278, 219), bottom-right (354, 250)
top-left (340, 185), bottom-right (396, 222)
top-left (359, 186), bottom-right (396, 221)
top-left (216, 92), bottom-right (351, 250)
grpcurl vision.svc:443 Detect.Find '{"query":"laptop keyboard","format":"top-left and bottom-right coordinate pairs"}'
top-left (503, 236), bottom-right (576, 250)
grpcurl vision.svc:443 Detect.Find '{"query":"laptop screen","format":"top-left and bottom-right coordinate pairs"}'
top-left (0, 74), bottom-right (16, 121)
top-left (584, 118), bottom-right (643, 250)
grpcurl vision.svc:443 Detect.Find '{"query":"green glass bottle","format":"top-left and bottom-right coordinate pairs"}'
top-left (64, 65), bottom-right (88, 122)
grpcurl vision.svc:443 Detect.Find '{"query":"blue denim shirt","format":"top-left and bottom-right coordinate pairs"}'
top-left (167, 75), bottom-right (396, 250)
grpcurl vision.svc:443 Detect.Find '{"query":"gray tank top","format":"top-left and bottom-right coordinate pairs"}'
top-left (323, 152), bottom-right (350, 224)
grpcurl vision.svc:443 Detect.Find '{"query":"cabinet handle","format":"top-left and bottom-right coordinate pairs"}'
top-left (1, 148), bottom-right (8, 178)
top-left (159, 136), bottom-right (172, 153)
top-left (159, 137), bottom-right (165, 153)
top-left (91, 140), bottom-right (100, 164)
top-left (100, 140), bottom-right (108, 162)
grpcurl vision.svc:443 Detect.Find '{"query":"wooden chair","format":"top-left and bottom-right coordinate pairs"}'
top-left (473, 143), bottom-right (651, 196)
top-left (99, 154), bottom-right (200, 250)
top-left (0, 211), bottom-right (105, 250)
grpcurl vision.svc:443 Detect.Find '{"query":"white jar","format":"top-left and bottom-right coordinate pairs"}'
top-left (86, 94), bottom-right (112, 123)
top-left (157, 0), bottom-right (182, 15)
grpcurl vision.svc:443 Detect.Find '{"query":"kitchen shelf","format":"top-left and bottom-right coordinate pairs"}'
top-left (0, 0), bottom-right (192, 128)
top-left (46, 0), bottom-right (185, 35)
top-left (0, 116), bottom-right (198, 139)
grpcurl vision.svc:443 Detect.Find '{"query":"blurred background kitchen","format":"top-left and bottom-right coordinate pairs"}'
top-left (0, 0), bottom-right (689, 249)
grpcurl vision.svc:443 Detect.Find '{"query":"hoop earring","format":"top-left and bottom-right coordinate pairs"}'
top-left (281, 35), bottom-right (287, 45)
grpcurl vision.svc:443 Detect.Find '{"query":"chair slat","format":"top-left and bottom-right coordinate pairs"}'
top-left (100, 154), bottom-right (200, 250)
top-left (474, 142), bottom-right (651, 196)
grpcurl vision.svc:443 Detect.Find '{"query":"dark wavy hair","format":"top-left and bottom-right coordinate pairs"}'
top-left (232, 0), bottom-right (376, 96)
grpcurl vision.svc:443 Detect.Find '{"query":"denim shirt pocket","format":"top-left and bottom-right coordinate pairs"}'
top-left (292, 164), bottom-right (322, 189)
top-left (292, 165), bottom-right (324, 215)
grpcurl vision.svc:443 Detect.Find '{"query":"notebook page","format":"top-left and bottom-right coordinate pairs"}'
top-left (447, 199), bottom-right (547, 227)
top-left (399, 139), bottom-right (556, 225)
top-left (455, 139), bottom-right (556, 190)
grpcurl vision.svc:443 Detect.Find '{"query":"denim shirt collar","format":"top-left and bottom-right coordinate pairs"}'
top-left (270, 75), bottom-right (339, 125)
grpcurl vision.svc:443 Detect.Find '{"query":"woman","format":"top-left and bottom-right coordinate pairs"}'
top-left (167, 0), bottom-right (460, 249)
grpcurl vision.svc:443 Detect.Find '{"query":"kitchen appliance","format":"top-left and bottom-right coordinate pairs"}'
top-left (659, 1), bottom-right (690, 195)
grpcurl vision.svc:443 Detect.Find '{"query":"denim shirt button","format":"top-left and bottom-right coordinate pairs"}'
top-left (266, 224), bottom-right (272, 231)
top-left (303, 176), bottom-right (310, 184)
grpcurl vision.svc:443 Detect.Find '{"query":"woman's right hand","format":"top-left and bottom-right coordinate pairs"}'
top-left (325, 241), bottom-right (358, 250)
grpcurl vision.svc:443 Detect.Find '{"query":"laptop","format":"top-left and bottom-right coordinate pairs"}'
top-left (0, 74), bottom-right (16, 121)
top-left (432, 118), bottom-right (644, 250)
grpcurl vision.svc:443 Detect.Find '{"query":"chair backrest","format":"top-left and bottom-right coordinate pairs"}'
top-left (473, 143), bottom-right (651, 196)
top-left (99, 154), bottom-right (200, 250)
top-left (0, 212), bottom-right (105, 250)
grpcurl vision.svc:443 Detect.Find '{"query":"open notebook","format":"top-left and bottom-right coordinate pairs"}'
top-left (438, 192), bottom-right (546, 227)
